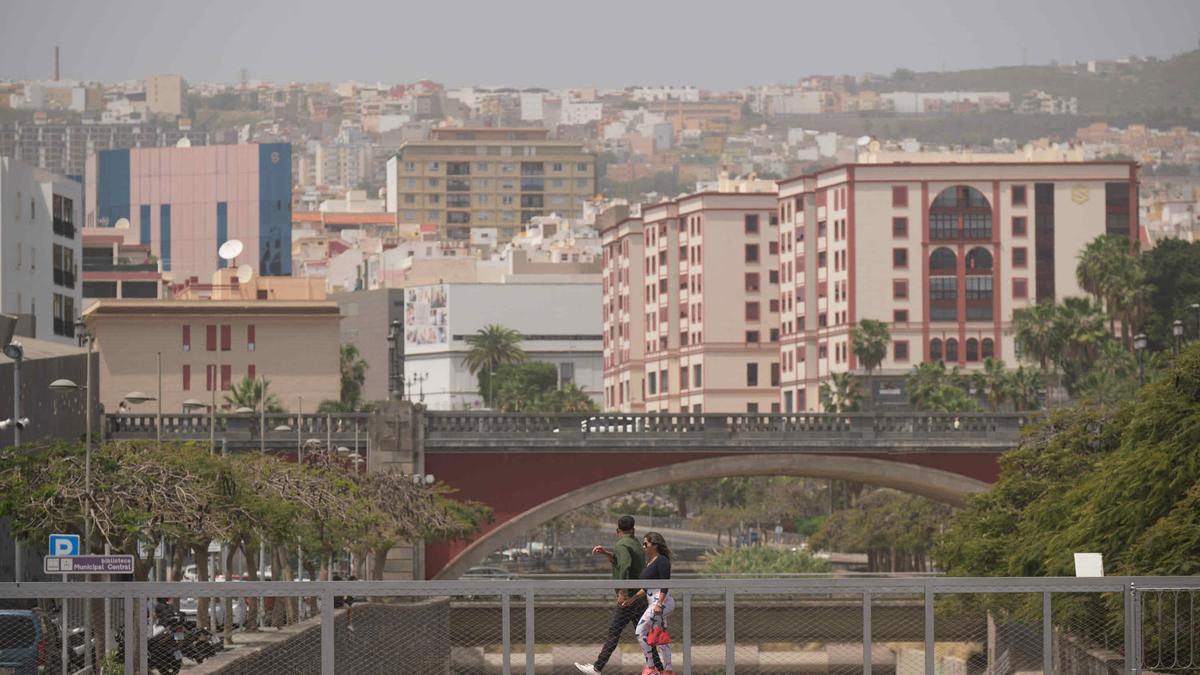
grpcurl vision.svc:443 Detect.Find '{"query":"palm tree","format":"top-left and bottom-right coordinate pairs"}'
top-left (819, 372), bottom-right (861, 413)
top-left (224, 376), bottom-right (284, 412)
top-left (339, 344), bottom-right (369, 409)
top-left (463, 324), bottom-right (527, 406)
top-left (1053, 297), bottom-right (1110, 394)
top-left (1012, 301), bottom-right (1060, 371)
top-left (905, 362), bottom-right (978, 413)
top-left (976, 357), bottom-right (1011, 412)
top-left (1008, 366), bottom-right (1043, 411)
top-left (851, 319), bottom-right (890, 410)
top-left (556, 383), bottom-right (598, 412)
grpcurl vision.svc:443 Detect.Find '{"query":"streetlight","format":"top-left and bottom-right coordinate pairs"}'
top-left (1173, 320), bottom-right (1184, 354)
top-left (387, 319), bottom-right (403, 401)
top-left (1134, 333), bottom-right (1148, 385)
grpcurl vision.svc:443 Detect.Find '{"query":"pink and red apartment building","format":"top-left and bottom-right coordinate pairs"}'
top-left (603, 161), bottom-right (1139, 413)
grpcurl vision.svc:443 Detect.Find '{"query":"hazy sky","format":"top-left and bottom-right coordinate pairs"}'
top-left (3, 0), bottom-right (1199, 89)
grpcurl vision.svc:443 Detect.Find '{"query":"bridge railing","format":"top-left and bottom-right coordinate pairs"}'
top-left (105, 412), bottom-right (371, 441)
top-left (423, 411), bottom-right (1035, 437)
top-left (0, 576), bottom-right (1191, 675)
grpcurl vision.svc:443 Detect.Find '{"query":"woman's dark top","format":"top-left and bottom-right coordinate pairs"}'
top-left (639, 555), bottom-right (671, 596)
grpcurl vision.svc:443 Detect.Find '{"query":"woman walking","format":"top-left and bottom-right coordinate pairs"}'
top-left (629, 531), bottom-right (674, 675)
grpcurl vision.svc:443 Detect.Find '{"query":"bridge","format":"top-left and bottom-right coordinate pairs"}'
top-left (106, 408), bottom-right (1031, 579)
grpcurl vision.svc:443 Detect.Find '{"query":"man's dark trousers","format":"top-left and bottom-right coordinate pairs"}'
top-left (594, 595), bottom-right (649, 670)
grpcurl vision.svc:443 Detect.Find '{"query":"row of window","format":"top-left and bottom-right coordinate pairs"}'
top-left (930, 337), bottom-right (996, 362)
top-left (181, 324), bottom-right (257, 352)
top-left (180, 364), bottom-right (258, 392)
top-left (401, 160), bottom-right (592, 172)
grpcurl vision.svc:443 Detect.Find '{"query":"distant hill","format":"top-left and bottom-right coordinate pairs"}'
top-left (868, 50), bottom-right (1200, 118)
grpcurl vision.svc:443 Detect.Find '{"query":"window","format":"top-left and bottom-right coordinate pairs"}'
top-left (247, 325), bottom-right (256, 351)
top-left (648, 371), bottom-right (657, 395)
top-left (680, 367), bottom-right (689, 391)
top-left (220, 325), bottom-right (231, 351)
top-left (930, 338), bottom-right (943, 361)
top-left (769, 328), bottom-right (779, 342)
top-left (982, 338), bottom-right (995, 359)
top-left (746, 330), bottom-right (760, 344)
top-left (182, 365), bottom-right (191, 391)
top-left (894, 341), bottom-right (910, 362)
top-left (930, 247), bottom-right (957, 274)
top-left (893, 279), bottom-right (908, 299)
top-left (946, 338), bottom-right (959, 362)
top-left (693, 364), bottom-right (702, 388)
top-left (745, 244), bottom-right (759, 263)
top-left (747, 403), bottom-right (759, 413)
top-left (747, 363), bottom-right (759, 387)
top-left (892, 186), bottom-right (908, 207)
top-left (770, 363), bottom-right (781, 387)
top-left (893, 248), bottom-right (908, 268)
top-left (182, 325), bottom-right (191, 352)
top-left (744, 214), bottom-right (759, 234)
top-left (769, 299), bottom-right (779, 313)
top-left (818, 251), bottom-right (827, 268)
top-left (1013, 278), bottom-right (1028, 299)
top-left (768, 270), bottom-right (779, 284)
top-left (660, 370), bottom-right (668, 393)
top-left (893, 217), bottom-right (908, 237)
top-left (768, 241), bottom-right (779, 255)
top-left (206, 324), bottom-right (217, 351)
top-left (221, 365), bottom-right (232, 391)
top-left (1012, 247), bottom-right (1027, 268)
top-left (745, 273), bottom-right (760, 292)
top-left (248, 365), bottom-right (256, 381)
top-left (966, 338), bottom-right (979, 362)
top-left (1012, 185), bottom-right (1027, 207)
top-left (894, 309), bottom-right (909, 323)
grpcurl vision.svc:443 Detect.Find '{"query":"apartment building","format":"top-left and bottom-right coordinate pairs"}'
top-left (85, 143), bottom-right (292, 281)
top-left (602, 192), bottom-right (781, 413)
top-left (83, 298), bottom-right (340, 414)
top-left (0, 122), bottom-right (208, 179)
top-left (81, 226), bottom-right (169, 307)
top-left (777, 161), bottom-right (1139, 411)
top-left (0, 157), bottom-right (82, 345)
top-left (386, 127), bottom-right (595, 242)
top-left (145, 75), bottom-right (187, 118)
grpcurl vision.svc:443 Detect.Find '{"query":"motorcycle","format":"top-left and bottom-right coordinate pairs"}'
top-left (155, 601), bottom-right (223, 663)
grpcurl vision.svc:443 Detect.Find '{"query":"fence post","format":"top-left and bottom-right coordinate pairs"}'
top-left (1042, 591), bottom-right (1053, 675)
top-left (924, 584), bottom-right (935, 675)
top-left (862, 591), bottom-right (872, 675)
top-left (123, 595), bottom-right (134, 674)
top-left (501, 592), bottom-right (511, 675)
top-left (725, 587), bottom-right (735, 675)
top-left (525, 590), bottom-right (535, 675)
top-left (139, 597), bottom-right (148, 675)
top-left (682, 592), bottom-right (692, 675)
top-left (321, 590), bottom-right (335, 675)
top-left (1124, 582), bottom-right (1139, 675)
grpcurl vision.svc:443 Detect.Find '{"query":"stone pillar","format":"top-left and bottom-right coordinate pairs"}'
top-left (367, 401), bottom-right (425, 580)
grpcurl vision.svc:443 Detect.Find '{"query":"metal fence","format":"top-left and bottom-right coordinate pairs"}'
top-left (0, 577), bottom-right (1195, 674)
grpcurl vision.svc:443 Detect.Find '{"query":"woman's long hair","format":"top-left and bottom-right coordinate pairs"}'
top-left (643, 531), bottom-right (672, 559)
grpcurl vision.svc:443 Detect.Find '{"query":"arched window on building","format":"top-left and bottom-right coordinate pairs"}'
top-left (982, 338), bottom-right (995, 359)
top-left (966, 338), bottom-right (979, 362)
top-left (930, 338), bottom-right (943, 361)
top-left (930, 186), bottom-right (992, 240)
top-left (946, 338), bottom-right (959, 362)
top-left (965, 247), bottom-right (993, 272)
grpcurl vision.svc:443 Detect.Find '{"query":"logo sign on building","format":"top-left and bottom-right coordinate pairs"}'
top-left (49, 534), bottom-right (80, 557)
top-left (1071, 184), bottom-right (1090, 205)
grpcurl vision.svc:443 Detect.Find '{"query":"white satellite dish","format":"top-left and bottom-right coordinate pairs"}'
top-left (856, 135), bottom-right (872, 147)
top-left (868, 140), bottom-right (881, 153)
top-left (218, 239), bottom-right (244, 261)
top-left (236, 264), bottom-right (254, 284)
top-left (114, 217), bottom-right (131, 230)
top-left (176, 137), bottom-right (192, 148)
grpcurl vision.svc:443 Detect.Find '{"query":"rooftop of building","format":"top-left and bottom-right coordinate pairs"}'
top-left (81, 299), bottom-right (340, 318)
top-left (776, 158), bottom-right (1140, 187)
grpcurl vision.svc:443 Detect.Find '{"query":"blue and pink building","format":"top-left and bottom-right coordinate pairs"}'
top-left (85, 143), bottom-right (292, 281)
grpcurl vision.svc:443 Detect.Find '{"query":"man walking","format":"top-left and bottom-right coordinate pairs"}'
top-left (575, 515), bottom-right (646, 674)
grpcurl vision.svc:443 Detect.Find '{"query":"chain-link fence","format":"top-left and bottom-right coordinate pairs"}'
top-left (0, 577), bottom-right (1193, 674)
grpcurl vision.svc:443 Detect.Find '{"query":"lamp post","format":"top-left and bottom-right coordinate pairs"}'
top-left (1173, 320), bottom-right (1184, 354)
top-left (409, 373), bottom-right (428, 405)
top-left (3, 339), bottom-right (29, 582)
top-left (1134, 333), bottom-right (1148, 385)
top-left (387, 319), bottom-right (403, 401)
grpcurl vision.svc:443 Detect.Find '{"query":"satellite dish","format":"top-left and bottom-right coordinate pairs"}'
top-left (236, 264), bottom-right (254, 283)
top-left (856, 135), bottom-right (872, 147)
top-left (868, 140), bottom-right (881, 153)
top-left (218, 239), bottom-right (244, 261)
top-left (176, 137), bottom-right (192, 148)
top-left (114, 217), bottom-right (131, 230)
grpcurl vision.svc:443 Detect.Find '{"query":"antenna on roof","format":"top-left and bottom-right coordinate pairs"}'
top-left (218, 239), bottom-right (244, 270)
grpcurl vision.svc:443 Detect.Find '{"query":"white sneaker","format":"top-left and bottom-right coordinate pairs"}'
top-left (574, 664), bottom-right (601, 674)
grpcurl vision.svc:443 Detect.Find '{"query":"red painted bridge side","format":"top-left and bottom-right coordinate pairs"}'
top-left (425, 451), bottom-right (1001, 579)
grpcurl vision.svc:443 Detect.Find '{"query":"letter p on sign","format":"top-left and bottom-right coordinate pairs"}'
top-left (49, 534), bottom-right (80, 556)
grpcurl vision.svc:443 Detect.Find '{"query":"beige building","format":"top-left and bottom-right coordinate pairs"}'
top-left (777, 160), bottom-right (1138, 411)
top-left (602, 192), bottom-right (781, 413)
top-left (145, 75), bottom-right (186, 117)
top-left (386, 128), bottom-right (595, 242)
top-left (83, 299), bottom-right (341, 414)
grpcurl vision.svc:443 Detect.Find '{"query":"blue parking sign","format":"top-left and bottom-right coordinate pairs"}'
top-left (49, 534), bottom-right (80, 556)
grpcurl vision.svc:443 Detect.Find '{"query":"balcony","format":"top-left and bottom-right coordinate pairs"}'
top-left (53, 217), bottom-right (76, 239)
top-left (53, 269), bottom-right (76, 289)
top-left (82, 260), bottom-right (158, 273)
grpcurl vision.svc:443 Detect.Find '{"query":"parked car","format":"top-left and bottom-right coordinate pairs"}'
top-left (461, 566), bottom-right (517, 581)
top-left (0, 609), bottom-right (62, 674)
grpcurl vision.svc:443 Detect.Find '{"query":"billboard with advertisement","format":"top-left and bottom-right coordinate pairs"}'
top-left (405, 284), bottom-right (449, 346)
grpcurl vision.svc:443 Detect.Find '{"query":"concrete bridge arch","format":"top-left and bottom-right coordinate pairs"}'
top-left (432, 453), bottom-right (988, 580)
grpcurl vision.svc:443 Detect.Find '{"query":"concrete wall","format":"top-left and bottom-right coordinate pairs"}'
top-left (332, 289), bottom-right (404, 403)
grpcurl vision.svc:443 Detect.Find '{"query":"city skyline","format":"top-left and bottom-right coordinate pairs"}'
top-left (1, 0), bottom-right (1199, 88)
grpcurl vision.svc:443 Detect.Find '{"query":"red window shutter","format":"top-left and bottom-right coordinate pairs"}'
top-left (247, 324), bottom-right (256, 349)
top-left (248, 364), bottom-right (256, 381)
top-left (221, 365), bottom-right (232, 390)
top-left (182, 325), bottom-right (191, 350)
top-left (182, 365), bottom-right (191, 391)
top-left (206, 325), bottom-right (216, 351)
top-left (220, 325), bottom-right (231, 351)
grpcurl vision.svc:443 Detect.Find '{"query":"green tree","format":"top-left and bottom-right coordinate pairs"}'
top-left (225, 376), bottom-right (284, 412)
top-left (1052, 297), bottom-right (1111, 395)
top-left (975, 357), bottom-right (1012, 412)
top-left (702, 547), bottom-right (832, 575)
top-left (818, 371), bottom-right (860, 412)
top-left (463, 324), bottom-right (527, 406)
top-left (492, 361), bottom-right (557, 412)
top-left (339, 343), bottom-right (368, 408)
top-left (1140, 239), bottom-right (1200, 351)
top-left (1008, 365), bottom-right (1043, 411)
top-left (810, 489), bottom-right (952, 572)
top-left (851, 319), bottom-right (890, 410)
top-left (906, 361), bottom-right (978, 412)
top-left (1012, 301), bottom-right (1060, 372)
